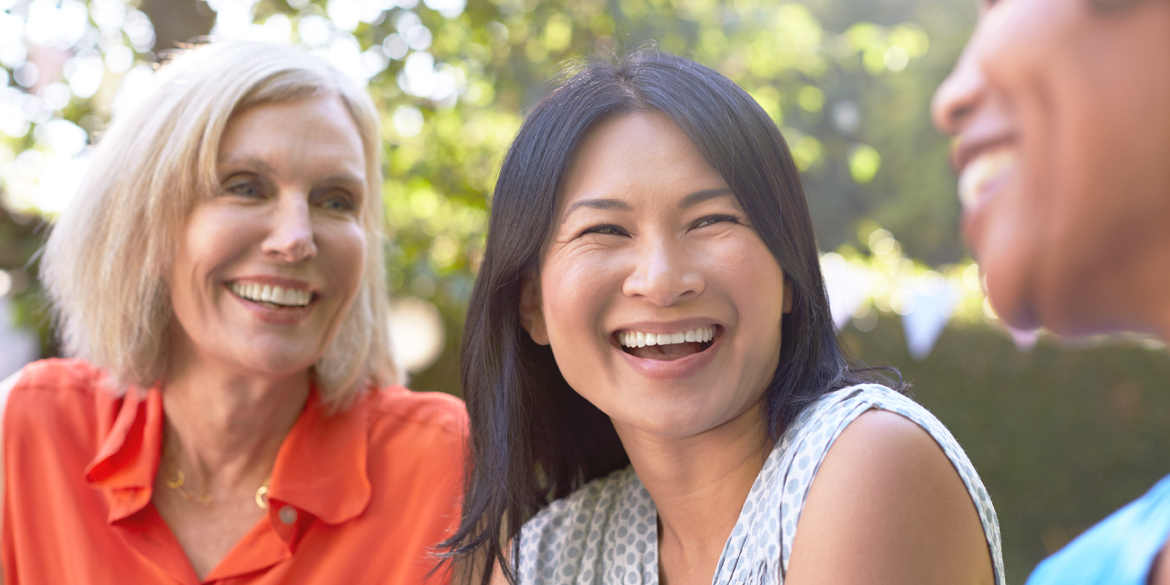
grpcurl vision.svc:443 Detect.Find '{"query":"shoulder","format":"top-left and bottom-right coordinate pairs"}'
top-left (797, 383), bottom-right (921, 425)
top-left (365, 385), bottom-right (469, 440)
top-left (782, 385), bottom-right (1001, 585)
top-left (783, 384), bottom-right (969, 475)
top-left (2, 358), bottom-right (108, 429)
top-left (1027, 474), bottom-right (1170, 585)
top-left (362, 386), bottom-right (468, 484)
top-left (5, 358), bottom-right (106, 396)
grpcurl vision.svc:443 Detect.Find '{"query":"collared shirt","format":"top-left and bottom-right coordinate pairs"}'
top-left (3, 358), bottom-right (468, 584)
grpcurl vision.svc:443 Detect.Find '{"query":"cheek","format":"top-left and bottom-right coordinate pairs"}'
top-left (540, 254), bottom-right (615, 340)
top-left (322, 223), bottom-right (368, 297)
top-left (716, 238), bottom-right (787, 362)
top-left (171, 211), bottom-right (250, 309)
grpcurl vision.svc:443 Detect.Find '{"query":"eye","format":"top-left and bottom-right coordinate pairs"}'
top-left (581, 224), bottom-right (628, 237)
top-left (691, 214), bottom-right (739, 229)
top-left (318, 189), bottom-right (358, 213)
top-left (223, 176), bottom-right (263, 199)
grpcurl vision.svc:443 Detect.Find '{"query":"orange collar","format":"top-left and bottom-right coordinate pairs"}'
top-left (84, 384), bottom-right (372, 526)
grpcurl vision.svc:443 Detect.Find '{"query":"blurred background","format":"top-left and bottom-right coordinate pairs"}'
top-left (1, 0), bottom-right (1167, 581)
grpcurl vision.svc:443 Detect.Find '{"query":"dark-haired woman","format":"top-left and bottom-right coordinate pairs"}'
top-left (446, 50), bottom-right (1003, 585)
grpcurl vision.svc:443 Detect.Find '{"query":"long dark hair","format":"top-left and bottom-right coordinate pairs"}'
top-left (442, 48), bottom-right (897, 584)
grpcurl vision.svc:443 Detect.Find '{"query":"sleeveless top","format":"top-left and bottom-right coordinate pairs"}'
top-left (516, 384), bottom-right (1005, 585)
top-left (1026, 473), bottom-right (1170, 585)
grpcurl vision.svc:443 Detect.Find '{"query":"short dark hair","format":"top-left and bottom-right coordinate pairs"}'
top-left (442, 48), bottom-right (897, 584)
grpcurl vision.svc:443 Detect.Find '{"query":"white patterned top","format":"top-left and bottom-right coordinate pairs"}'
top-left (516, 384), bottom-right (1005, 585)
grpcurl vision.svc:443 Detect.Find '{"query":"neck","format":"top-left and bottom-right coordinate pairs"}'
top-left (161, 348), bottom-right (310, 495)
top-left (1041, 229), bottom-right (1170, 338)
top-left (615, 401), bottom-right (772, 555)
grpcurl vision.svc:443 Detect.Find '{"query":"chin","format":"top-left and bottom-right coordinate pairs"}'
top-left (625, 398), bottom-right (757, 440)
top-left (235, 348), bottom-right (319, 379)
top-left (972, 216), bottom-right (1045, 332)
top-left (985, 285), bottom-right (1043, 332)
top-left (616, 404), bottom-right (716, 439)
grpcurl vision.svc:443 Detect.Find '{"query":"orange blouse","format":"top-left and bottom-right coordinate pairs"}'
top-left (2, 359), bottom-right (468, 584)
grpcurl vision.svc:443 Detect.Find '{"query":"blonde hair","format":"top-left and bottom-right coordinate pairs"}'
top-left (41, 41), bottom-right (399, 410)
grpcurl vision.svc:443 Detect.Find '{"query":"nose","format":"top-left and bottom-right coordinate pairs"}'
top-left (261, 194), bottom-right (317, 263)
top-left (622, 238), bottom-right (703, 306)
top-left (931, 44), bottom-right (986, 136)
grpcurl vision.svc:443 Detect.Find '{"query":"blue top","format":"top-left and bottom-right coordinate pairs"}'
top-left (1028, 474), bottom-right (1170, 585)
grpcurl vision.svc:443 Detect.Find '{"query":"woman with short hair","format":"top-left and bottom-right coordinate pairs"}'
top-left (0, 41), bottom-right (466, 583)
top-left (444, 50), bottom-right (1004, 585)
top-left (932, 0), bottom-right (1170, 582)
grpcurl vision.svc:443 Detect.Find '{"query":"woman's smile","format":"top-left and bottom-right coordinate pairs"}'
top-left (613, 323), bottom-right (725, 381)
top-left (226, 277), bottom-right (321, 324)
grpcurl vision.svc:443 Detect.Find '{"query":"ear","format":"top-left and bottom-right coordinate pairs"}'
top-left (782, 274), bottom-right (794, 314)
top-left (518, 273), bottom-right (550, 346)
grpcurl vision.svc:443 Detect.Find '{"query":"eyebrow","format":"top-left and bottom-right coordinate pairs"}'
top-left (318, 174), bottom-right (366, 189)
top-left (678, 187), bottom-right (734, 209)
top-left (561, 187), bottom-right (735, 221)
top-left (218, 156), bottom-right (279, 177)
top-left (219, 156), bottom-right (365, 188)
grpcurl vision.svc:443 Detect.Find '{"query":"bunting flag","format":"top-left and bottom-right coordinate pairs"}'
top-left (821, 254), bottom-right (872, 330)
top-left (901, 280), bottom-right (960, 360)
top-left (819, 227), bottom-right (990, 360)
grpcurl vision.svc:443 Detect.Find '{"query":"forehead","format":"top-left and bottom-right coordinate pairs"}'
top-left (218, 95), bottom-right (366, 167)
top-left (557, 111), bottom-right (728, 209)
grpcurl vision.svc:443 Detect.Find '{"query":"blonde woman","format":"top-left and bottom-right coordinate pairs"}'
top-left (0, 42), bottom-right (466, 583)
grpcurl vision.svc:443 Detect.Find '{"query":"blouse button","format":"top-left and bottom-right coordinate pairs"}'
top-left (278, 505), bottom-right (298, 525)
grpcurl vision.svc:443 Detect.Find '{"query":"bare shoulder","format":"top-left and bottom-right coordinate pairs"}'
top-left (785, 409), bottom-right (995, 585)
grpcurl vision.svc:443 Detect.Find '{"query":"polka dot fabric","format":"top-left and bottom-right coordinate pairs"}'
top-left (516, 384), bottom-right (1005, 585)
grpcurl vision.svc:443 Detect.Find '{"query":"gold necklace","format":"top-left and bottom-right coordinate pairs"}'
top-left (164, 468), bottom-right (272, 509)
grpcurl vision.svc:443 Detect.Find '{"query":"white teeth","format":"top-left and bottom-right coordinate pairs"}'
top-left (619, 326), bottom-right (717, 348)
top-left (958, 148), bottom-right (1018, 212)
top-left (230, 282), bottom-right (311, 307)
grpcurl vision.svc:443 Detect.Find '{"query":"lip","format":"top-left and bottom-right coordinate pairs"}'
top-left (950, 125), bottom-right (1016, 174)
top-left (225, 276), bottom-right (319, 325)
top-left (612, 319), bottom-right (724, 380)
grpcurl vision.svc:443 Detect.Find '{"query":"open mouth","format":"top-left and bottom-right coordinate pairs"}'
top-left (615, 325), bottom-right (719, 361)
top-left (228, 282), bottom-right (317, 309)
top-left (958, 147), bottom-right (1017, 213)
